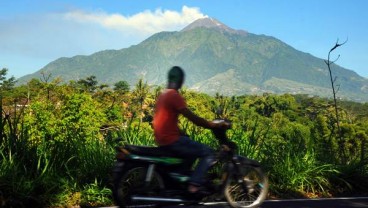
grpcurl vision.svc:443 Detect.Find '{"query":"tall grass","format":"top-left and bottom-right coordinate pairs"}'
top-left (0, 129), bottom-right (116, 207)
top-left (0, 139), bottom-right (60, 206)
top-left (269, 150), bottom-right (339, 197)
top-left (331, 160), bottom-right (368, 196)
top-left (113, 122), bottom-right (155, 146)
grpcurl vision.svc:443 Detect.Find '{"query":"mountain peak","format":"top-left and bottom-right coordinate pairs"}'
top-left (181, 17), bottom-right (247, 35)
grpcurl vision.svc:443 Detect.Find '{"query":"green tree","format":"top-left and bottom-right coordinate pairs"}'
top-left (0, 68), bottom-right (18, 146)
top-left (0, 68), bottom-right (16, 92)
top-left (131, 79), bottom-right (150, 123)
top-left (58, 93), bottom-right (106, 141)
top-left (113, 80), bottom-right (130, 94)
top-left (77, 75), bottom-right (99, 93)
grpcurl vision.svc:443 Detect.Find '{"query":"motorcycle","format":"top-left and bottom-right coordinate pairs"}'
top-left (112, 119), bottom-right (269, 208)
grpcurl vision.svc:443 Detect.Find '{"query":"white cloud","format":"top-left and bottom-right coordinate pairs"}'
top-left (1, 6), bottom-right (207, 77)
top-left (64, 6), bottom-right (207, 35)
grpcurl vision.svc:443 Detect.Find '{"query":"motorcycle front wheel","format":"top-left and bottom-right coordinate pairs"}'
top-left (224, 165), bottom-right (269, 208)
top-left (113, 166), bottom-right (165, 207)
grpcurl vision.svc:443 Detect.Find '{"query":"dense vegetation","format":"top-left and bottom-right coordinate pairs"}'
top-left (1, 68), bottom-right (367, 207)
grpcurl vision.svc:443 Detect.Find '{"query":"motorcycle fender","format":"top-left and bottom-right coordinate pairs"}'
top-left (112, 161), bottom-right (125, 174)
top-left (237, 156), bottom-right (261, 167)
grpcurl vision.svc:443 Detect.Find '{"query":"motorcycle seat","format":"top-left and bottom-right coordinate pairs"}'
top-left (124, 145), bottom-right (179, 157)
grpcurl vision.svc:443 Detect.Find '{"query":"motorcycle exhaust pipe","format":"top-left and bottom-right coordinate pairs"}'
top-left (131, 196), bottom-right (189, 203)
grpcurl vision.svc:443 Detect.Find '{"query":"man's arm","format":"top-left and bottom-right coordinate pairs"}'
top-left (179, 107), bottom-right (216, 129)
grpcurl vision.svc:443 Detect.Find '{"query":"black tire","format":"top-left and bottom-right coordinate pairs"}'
top-left (224, 165), bottom-right (268, 208)
top-left (113, 165), bottom-right (165, 207)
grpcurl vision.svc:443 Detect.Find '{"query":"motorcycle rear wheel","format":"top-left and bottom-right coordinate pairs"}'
top-left (113, 166), bottom-right (165, 207)
top-left (224, 165), bottom-right (268, 208)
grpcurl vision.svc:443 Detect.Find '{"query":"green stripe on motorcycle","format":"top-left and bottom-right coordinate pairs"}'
top-left (129, 154), bottom-right (183, 164)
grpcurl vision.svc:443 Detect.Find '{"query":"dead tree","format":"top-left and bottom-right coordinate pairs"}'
top-left (324, 38), bottom-right (348, 162)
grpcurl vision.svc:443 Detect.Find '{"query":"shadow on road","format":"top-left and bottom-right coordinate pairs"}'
top-left (261, 197), bottom-right (368, 208)
top-left (162, 197), bottom-right (368, 208)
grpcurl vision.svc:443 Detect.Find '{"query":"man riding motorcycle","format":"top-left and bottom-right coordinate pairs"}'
top-left (152, 66), bottom-right (228, 196)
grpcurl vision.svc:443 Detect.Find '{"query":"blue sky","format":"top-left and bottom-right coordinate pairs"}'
top-left (1, 0), bottom-right (367, 78)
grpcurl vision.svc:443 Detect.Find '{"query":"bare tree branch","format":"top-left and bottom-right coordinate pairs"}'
top-left (325, 38), bottom-right (348, 164)
top-left (331, 55), bottom-right (341, 64)
top-left (329, 38), bottom-right (348, 53)
top-left (333, 76), bottom-right (338, 84)
top-left (40, 71), bottom-right (52, 83)
top-left (336, 84), bottom-right (340, 94)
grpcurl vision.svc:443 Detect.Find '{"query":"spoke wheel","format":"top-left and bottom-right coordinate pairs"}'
top-left (114, 166), bottom-right (164, 208)
top-left (224, 166), bottom-right (268, 208)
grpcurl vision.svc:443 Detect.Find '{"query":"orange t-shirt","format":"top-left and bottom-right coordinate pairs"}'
top-left (153, 89), bottom-right (187, 146)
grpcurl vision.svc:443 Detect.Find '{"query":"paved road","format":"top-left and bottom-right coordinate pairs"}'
top-left (104, 197), bottom-right (368, 208)
top-left (261, 197), bottom-right (368, 208)
top-left (161, 197), bottom-right (368, 208)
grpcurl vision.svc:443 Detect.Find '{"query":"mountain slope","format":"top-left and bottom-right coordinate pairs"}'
top-left (18, 18), bottom-right (368, 101)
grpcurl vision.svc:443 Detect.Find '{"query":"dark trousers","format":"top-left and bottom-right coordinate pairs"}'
top-left (160, 136), bottom-right (215, 186)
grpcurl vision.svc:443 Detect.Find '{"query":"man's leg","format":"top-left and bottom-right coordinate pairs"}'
top-left (162, 136), bottom-right (215, 190)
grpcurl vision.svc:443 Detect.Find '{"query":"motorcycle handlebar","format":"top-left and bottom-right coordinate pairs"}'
top-left (211, 119), bottom-right (231, 142)
top-left (212, 119), bottom-right (232, 129)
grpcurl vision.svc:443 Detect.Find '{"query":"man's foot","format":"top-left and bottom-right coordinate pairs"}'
top-left (188, 184), bottom-right (199, 193)
top-left (186, 184), bottom-right (211, 200)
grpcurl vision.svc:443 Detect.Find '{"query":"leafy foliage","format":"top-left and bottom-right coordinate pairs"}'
top-left (0, 72), bottom-right (367, 206)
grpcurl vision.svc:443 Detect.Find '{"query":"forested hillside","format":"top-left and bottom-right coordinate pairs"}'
top-left (17, 18), bottom-right (368, 102)
top-left (1, 69), bottom-right (368, 207)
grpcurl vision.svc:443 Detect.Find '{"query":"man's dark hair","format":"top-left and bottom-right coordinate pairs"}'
top-left (168, 66), bottom-right (185, 84)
